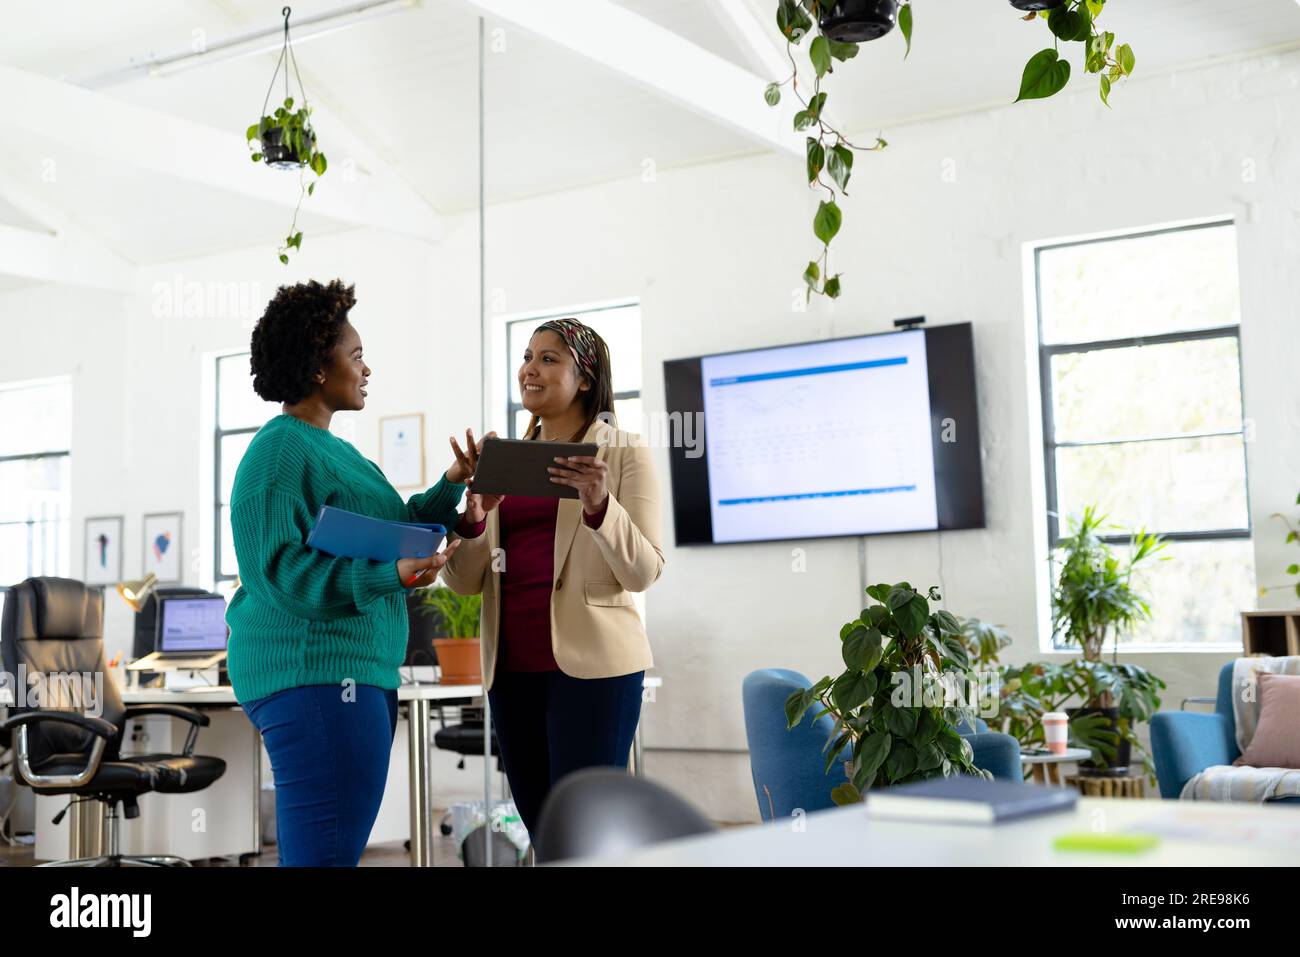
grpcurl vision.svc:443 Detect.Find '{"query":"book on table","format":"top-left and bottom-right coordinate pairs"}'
top-left (866, 777), bottom-right (1078, 825)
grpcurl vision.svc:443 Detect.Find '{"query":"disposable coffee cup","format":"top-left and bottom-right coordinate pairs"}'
top-left (1043, 712), bottom-right (1069, 755)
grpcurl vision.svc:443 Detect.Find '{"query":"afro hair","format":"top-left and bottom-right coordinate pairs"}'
top-left (249, 279), bottom-right (357, 404)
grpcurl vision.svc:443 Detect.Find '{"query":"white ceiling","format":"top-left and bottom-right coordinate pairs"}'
top-left (2, 0), bottom-right (1299, 265)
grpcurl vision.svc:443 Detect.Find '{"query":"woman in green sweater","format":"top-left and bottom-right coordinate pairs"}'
top-left (227, 279), bottom-right (480, 866)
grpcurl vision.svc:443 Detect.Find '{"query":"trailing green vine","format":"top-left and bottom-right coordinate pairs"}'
top-left (765, 0), bottom-right (1135, 301)
top-left (1259, 491), bottom-right (1300, 600)
top-left (244, 7), bottom-right (328, 265)
top-left (246, 97), bottom-right (328, 264)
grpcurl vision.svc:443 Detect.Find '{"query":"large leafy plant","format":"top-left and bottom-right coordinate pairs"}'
top-left (1051, 505), bottom-right (1164, 684)
top-left (993, 658), bottom-right (1164, 780)
top-left (765, 0), bottom-right (1135, 300)
top-left (1259, 491), bottom-right (1300, 600)
top-left (416, 587), bottom-right (482, 639)
top-left (785, 583), bottom-right (990, 806)
top-left (956, 616), bottom-right (1012, 669)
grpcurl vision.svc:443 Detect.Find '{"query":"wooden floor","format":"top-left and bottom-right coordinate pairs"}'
top-left (0, 809), bottom-right (478, 867)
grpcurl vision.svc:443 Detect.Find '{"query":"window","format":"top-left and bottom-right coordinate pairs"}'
top-left (504, 303), bottom-right (642, 438)
top-left (0, 379), bottom-right (72, 588)
top-left (1035, 221), bottom-right (1253, 648)
top-left (213, 354), bottom-right (278, 594)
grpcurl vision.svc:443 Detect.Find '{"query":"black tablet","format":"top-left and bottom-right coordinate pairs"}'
top-left (470, 437), bottom-right (600, 499)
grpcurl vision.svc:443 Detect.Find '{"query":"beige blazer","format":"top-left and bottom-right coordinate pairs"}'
top-left (441, 419), bottom-right (663, 690)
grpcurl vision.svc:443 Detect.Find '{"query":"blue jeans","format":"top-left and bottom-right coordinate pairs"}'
top-left (243, 684), bottom-right (398, 867)
top-left (488, 669), bottom-right (644, 855)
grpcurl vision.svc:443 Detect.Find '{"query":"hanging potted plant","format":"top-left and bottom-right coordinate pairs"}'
top-left (817, 0), bottom-right (900, 41)
top-left (245, 6), bottom-right (328, 264)
top-left (764, 0), bottom-right (1135, 300)
top-left (416, 587), bottom-right (483, 685)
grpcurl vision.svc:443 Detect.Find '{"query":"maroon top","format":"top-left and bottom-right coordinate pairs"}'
top-left (456, 495), bottom-right (608, 673)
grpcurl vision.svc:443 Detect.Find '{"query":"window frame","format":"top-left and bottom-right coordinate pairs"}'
top-left (213, 353), bottom-right (260, 590)
top-left (0, 378), bottom-right (73, 589)
top-left (0, 449), bottom-right (72, 581)
top-left (1034, 220), bottom-right (1252, 650)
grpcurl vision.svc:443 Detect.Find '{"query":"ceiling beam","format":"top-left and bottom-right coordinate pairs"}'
top-left (708, 0), bottom-right (790, 81)
top-left (72, 0), bottom-right (442, 247)
top-left (0, 63), bottom-right (442, 242)
top-left (457, 0), bottom-right (802, 157)
top-left (0, 223), bottom-right (134, 293)
top-left (707, 0), bottom-right (849, 131)
top-left (0, 165), bottom-right (135, 293)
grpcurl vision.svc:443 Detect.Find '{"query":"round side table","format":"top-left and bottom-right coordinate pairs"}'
top-left (1019, 747), bottom-right (1092, 785)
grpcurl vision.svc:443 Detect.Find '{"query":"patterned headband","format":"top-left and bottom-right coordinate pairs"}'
top-left (537, 318), bottom-right (601, 381)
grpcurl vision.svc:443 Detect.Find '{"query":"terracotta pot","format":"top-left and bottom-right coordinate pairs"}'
top-left (432, 638), bottom-right (481, 685)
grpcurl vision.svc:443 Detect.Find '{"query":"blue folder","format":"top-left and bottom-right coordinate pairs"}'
top-left (305, 505), bottom-right (446, 562)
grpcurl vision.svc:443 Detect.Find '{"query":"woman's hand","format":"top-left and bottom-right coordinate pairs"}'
top-left (397, 538), bottom-right (461, 588)
top-left (445, 429), bottom-right (496, 485)
top-left (549, 455), bottom-right (609, 515)
top-left (462, 476), bottom-right (504, 525)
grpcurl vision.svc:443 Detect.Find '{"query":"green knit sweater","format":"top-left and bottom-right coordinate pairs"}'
top-left (225, 414), bottom-right (464, 703)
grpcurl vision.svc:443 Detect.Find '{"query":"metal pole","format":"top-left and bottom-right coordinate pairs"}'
top-left (69, 799), bottom-right (105, 860)
top-left (252, 725), bottom-right (263, 854)
top-left (407, 698), bottom-right (432, 866)
top-left (479, 14), bottom-right (492, 870)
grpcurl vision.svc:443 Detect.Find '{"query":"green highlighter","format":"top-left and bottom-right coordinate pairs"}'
top-left (1054, 832), bottom-right (1161, 854)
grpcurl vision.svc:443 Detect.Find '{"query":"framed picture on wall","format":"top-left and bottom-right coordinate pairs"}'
top-left (83, 515), bottom-right (123, 586)
top-left (380, 413), bottom-right (425, 489)
top-left (142, 512), bottom-right (183, 584)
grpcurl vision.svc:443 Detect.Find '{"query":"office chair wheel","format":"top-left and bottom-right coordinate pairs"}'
top-left (440, 813), bottom-right (452, 837)
top-left (121, 855), bottom-right (192, 867)
top-left (38, 854), bottom-right (192, 867)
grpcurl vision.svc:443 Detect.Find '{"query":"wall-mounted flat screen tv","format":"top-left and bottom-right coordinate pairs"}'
top-left (662, 323), bottom-right (985, 546)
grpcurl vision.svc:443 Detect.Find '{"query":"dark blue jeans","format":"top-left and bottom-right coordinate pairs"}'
top-left (488, 669), bottom-right (644, 854)
top-left (244, 684), bottom-right (398, 867)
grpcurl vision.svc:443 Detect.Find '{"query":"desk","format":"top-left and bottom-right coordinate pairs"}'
top-left (631, 676), bottom-right (663, 776)
top-left (7, 675), bottom-right (665, 864)
top-left (10, 683), bottom-right (482, 867)
top-left (123, 684), bottom-right (482, 867)
top-left (574, 797), bottom-right (1300, 867)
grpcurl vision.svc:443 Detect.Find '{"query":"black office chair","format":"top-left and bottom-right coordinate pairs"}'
top-left (0, 577), bottom-right (226, 866)
top-left (534, 767), bottom-right (715, 863)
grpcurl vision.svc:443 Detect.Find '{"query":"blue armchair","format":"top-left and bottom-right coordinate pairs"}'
top-left (742, 668), bottom-right (1023, 822)
top-left (1150, 661), bottom-right (1300, 804)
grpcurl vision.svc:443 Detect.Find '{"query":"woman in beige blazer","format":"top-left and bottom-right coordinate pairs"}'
top-left (441, 317), bottom-right (663, 855)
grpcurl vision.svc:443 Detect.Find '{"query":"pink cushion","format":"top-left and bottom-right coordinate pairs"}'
top-left (1234, 673), bottom-right (1300, 769)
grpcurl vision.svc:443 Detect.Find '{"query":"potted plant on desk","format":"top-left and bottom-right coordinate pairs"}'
top-left (416, 587), bottom-right (482, 685)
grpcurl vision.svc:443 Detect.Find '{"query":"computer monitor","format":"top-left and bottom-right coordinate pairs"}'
top-left (155, 595), bottom-right (229, 655)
